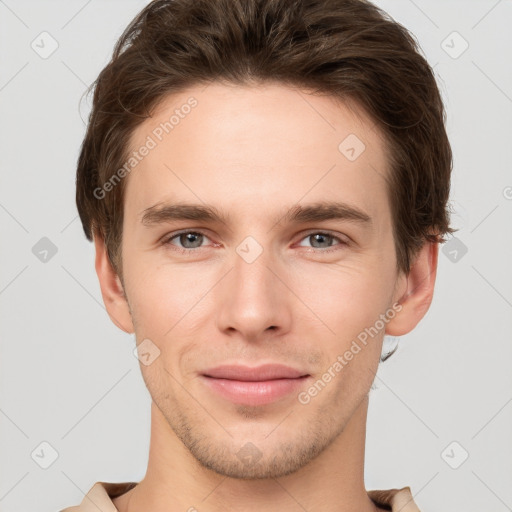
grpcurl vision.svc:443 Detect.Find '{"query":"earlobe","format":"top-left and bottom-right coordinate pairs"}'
top-left (385, 241), bottom-right (439, 337)
top-left (93, 234), bottom-right (135, 334)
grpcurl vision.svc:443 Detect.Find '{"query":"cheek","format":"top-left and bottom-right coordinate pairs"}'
top-left (299, 268), bottom-right (390, 405)
top-left (125, 259), bottom-right (216, 344)
top-left (291, 260), bottom-right (394, 345)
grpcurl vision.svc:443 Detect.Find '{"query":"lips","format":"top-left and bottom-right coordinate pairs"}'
top-left (200, 364), bottom-right (311, 406)
top-left (202, 364), bottom-right (308, 381)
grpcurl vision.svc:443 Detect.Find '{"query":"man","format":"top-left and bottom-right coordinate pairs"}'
top-left (61, 0), bottom-right (453, 510)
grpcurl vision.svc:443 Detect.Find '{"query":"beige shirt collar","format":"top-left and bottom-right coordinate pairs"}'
top-left (60, 481), bottom-right (421, 512)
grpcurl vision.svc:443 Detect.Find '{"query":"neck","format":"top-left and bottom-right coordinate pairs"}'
top-left (114, 395), bottom-right (381, 512)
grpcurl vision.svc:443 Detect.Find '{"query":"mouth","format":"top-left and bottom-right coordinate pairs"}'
top-left (200, 364), bottom-right (311, 406)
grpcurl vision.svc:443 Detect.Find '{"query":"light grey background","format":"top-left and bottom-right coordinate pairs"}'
top-left (1, 1), bottom-right (511, 511)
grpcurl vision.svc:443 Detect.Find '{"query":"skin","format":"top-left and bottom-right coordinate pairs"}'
top-left (94, 81), bottom-right (438, 512)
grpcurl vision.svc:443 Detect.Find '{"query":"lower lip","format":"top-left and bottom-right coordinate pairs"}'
top-left (201, 375), bottom-right (311, 406)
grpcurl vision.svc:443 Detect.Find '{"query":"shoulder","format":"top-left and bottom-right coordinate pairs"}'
top-left (58, 481), bottom-right (138, 512)
top-left (367, 486), bottom-right (421, 511)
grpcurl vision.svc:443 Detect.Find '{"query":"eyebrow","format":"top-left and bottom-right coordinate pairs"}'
top-left (140, 201), bottom-right (372, 228)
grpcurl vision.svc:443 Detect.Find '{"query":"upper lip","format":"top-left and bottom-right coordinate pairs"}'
top-left (202, 364), bottom-right (309, 381)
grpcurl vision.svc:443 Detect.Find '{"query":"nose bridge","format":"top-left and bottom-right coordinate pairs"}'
top-left (215, 235), bottom-right (290, 338)
top-left (234, 242), bottom-right (274, 298)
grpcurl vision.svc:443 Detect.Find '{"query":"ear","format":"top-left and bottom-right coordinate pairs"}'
top-left (385, 241), bottom-right (439, 336)
top-left (93, 234), bottom-right (134, 334)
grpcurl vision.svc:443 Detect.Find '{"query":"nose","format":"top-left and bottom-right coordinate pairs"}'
top-left (215, 246), bottom-right (292, 342)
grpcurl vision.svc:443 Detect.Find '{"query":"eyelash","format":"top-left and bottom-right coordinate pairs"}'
top-left (161, 229), bottom-right (348, 255)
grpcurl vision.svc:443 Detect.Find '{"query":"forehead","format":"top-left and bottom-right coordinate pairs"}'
top-left (123, 82), bottom-right (391, 226)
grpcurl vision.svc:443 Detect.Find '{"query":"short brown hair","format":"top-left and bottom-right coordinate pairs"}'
top-left (76, 0), bottom-right (455, 280)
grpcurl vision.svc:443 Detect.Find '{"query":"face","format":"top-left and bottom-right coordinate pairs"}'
top-left (105, 82), bottom-right (411, 478)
